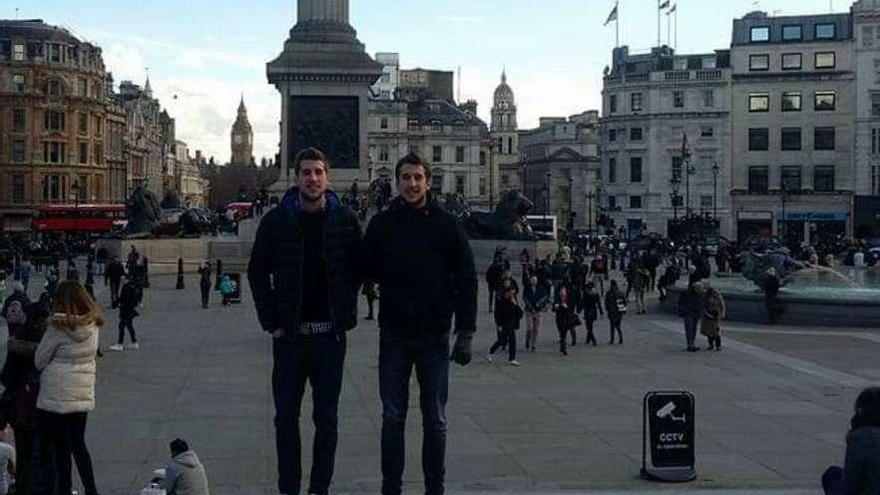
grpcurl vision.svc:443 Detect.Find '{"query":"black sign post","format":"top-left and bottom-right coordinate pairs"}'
top-left (641, 391), bottom-right (696, 482)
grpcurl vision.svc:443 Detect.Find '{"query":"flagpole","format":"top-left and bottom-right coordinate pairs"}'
top-left (616, 1), bottom-right (620, 47)
top-left (657, 0), bottom-right (661, 47)
top-left (667, 11), bottom-right (671, 47)
top-left (675, 6), bottom-right (678, 51)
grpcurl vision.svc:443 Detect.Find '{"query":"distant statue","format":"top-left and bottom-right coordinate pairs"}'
top-left (464, 190), bottom-right (536, 241)
top-left (160, 190), bottom-right (181, 209)
top-left (738, 248), bottom-right (806, 288)
top-left (125, 186), bottom-right (162, 235)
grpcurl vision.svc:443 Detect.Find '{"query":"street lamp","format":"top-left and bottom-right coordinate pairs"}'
top-left (781, 185), bottom-right (788, 245)
top-left (712, 162), bottom-right (721, 221)
top-left (71, 180), bottom-right (81, 232)
top-left (669, 177), bottom-right (681, 222)
top-left (682, 135), bottom-right (693, 219)
top-left (545, 171), bottom-right (551, 218)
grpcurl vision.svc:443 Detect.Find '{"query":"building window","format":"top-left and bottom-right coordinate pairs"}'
top-left (749, 54), bottom-right (770, 71)
top-left (479, 177), bottom-right (487, 196)
top-left (781, 127), bottom-right (802, 151)
top-left (12, 74), bottom-right (25, 92)
top-left (631, 92), bottom-right (643, 111)
top-left (43, 175), bottom-right (64, 202)
top-left (79, 142), bottom-right (88, 164)
top-left (749, 166), bottom-right (769, 193)
top-left (78, 78), bottom-right (88, 97)
top-left (432, 146), bottom-right (442, 163)
top-left (749, 93), bottom-right (769, 112)
top-left (608, 195), bottom-right (617, 210)
top-left (673, 90), bottom-right (685, 108)
top-left (48, 44), bottom-right (61, 63)
top-left (700, 195), bottom-right (714, 208)
top-left (748, 128), bottom-right (769, 151)
top-left (781, 166), bottom-right (802, 192)
top-left (630, 127), bottom-right (643, 141)
top-left (43, 142), bottom-right (66, 164)
top-left (43, 111), bottom-right (66, 132)
top-left (12, 44), bottom-right (25, 61)
top-left (874, 166), bottom-right (880, 195)
top-left (11, 175), bottom-right (25, 203)
top-left (629, 195), bottom-right (643, 209)
top-left (630, 157), bottom-right (643, 183)
top-left (455, 146), bottom-right (465, 163)
top-left (872, 94), bottom-right (880, 117)
top-left (815, 91), bottom-right (836, 111)
top-left (78, 113), bottom-right (88, 134)
top-left (864, 25), bottom-right (875, 47)
top-left (751, 26), bottom-right (770, 42)
top-left (94, 117), bottom-right (103, 136)
top-left (12, 140), bottom-right (25, 162)
top-left (455, 175), bottom-right (465, 195)
top-left (782, 25), bottom-right (803, 41)
top-left (610, 94), bottom-right (618, 113)
top-left (815, 23), bottom-right (836, 40)
top-left (379, 145), bottom-right (389, 162)
top-left (12, 109), bottom-right (25, 132)
top-left (814, 166), bottom-right (835, 192)
top-left (608, 128), bottom-right (617, 142)
top-left (671, 195), bottom-right (683, 207)
top-left (815, 52), bottom-right (836, 69)
top-left (380, 118), bottom-right (388, 130)
top-left (608, 158), bottom-right (617, 183)
top-left (47, 79), bottom-right (63, 96)
top-left (700, 125), bottom-right (714, 138)
top-left (814, 127), bottom-right (835, 150)
top-left (480, 151), bottom-right (486, 166)
top-left (873, 128), bottom-right (880, 155)
top-left (703, 89), bottom-right (715, 108)
top-left (702, 56), bottom-right (717, 69)
top-left (782, 53), bottom-right (803, 70)
top-left (779, 92), bottom-right (801, 112)
top-left (95, 143), bottom-right (103, 165)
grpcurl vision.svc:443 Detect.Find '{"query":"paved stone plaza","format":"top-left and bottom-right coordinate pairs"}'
top-left (5, 271), bottom-right (874, 495)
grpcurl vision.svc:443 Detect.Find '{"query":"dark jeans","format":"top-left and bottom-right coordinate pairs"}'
top-left (200, 283), bottom-right (210, 308)
top-left (39, 411), bottom-right (99, 495)
top-left (609, 316), bottom-right (623, 344)
top-left (684, 316), bottom-right (699, 349)
top-left (379, 334), bottom-right (449, 495)
top-left (706, 335), bottom-right (721, 348)
top-left (118, 318), bottom-right (137, 345)
top-left (489, 328), bottom-right (516, 361)
top-left (273, 333), bottom-right (346, 495)
top-left (822, 466), bottom-right (843, 495)
top-left (109, 279), bottom-right (120, 307)
top-left (585, 319), bottom-right (597, 345)
top-left (13, 426), bottom-right (36, 495)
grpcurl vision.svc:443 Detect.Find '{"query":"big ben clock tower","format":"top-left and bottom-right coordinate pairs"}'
top-left (231, 96), bottom-right (254, 165)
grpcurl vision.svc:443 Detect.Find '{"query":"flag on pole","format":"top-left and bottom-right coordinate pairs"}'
top-left (668, 4), bottom-right (677, 13)
top-left (604, 4), bottom-right (618, 26)
top-left (659, 0), bottom-right (671, 9)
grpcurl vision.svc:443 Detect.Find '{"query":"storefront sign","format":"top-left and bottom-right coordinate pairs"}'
top-left (737, 211), bottom-right (773, 221)
top-left (641, 391), bottom-right (696, 482)
top-left (783, 212), bottom-right (848, 222)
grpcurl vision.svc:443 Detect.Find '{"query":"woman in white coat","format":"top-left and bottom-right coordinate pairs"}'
top-left (35, 281), bottom-right (102, 495)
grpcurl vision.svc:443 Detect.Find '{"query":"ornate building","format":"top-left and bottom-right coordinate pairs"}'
top-left (0, 19), bottom-right (113, 231)
top-left (230, 96), bottom-right (254, 165)
top-left (491, 70), bottom-right (520, 197)
top-left (118, 79), bottom-right (163, 197)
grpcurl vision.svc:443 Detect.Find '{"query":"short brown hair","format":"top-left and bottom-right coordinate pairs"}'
top-left (395, 153), bottom-right (431, 180)
top-left (293, 147), bottom-right (331, 176)
top-left (51, 281), bottom-right (104, 330)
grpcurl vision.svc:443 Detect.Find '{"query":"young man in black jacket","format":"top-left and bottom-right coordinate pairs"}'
top-left (247, 147), bottom-right (362, 495)
top-left (362, 153), bottom-right (478, 495)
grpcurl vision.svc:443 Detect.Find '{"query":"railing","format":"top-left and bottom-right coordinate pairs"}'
top-left (696, 69), bottom-right (722, 80)
top-left (664, 71), bottom-right (691, 82)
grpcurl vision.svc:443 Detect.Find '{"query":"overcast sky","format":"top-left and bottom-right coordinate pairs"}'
top-left (17, 0), bottom-right (846, 163)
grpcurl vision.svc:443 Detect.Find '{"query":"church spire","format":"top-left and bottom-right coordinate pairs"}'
top-left (144, 76), bottom-right (152, 97)
top-left (238, 93), bottom-right (247, 116)
top-left (501, 68), bottom-right (506, 85)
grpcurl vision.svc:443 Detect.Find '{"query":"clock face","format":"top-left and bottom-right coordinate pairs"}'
top-left (234, 135), bottom-right (243, 144)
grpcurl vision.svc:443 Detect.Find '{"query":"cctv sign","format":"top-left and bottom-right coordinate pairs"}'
top-left (641, 391), bottom-right (696, 482)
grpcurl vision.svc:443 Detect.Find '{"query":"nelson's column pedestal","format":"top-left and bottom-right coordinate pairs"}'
top-left (267, 0), bottom-right (383, 194)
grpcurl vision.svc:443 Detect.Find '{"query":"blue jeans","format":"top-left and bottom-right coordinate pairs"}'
top-left (380, 334), bottom-right (450, 495)
top-left (272, 333), bottom-right (346, 495)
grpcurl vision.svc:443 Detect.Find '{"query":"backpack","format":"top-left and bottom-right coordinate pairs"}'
top-left (5, 300), bottom-right (27, 325)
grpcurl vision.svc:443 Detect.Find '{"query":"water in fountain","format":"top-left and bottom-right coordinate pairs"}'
top-left (702, 265), bottom-right (880, 301)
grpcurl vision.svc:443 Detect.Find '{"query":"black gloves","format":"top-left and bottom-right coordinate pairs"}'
top-left (449, 332), bottom-right (473, 366)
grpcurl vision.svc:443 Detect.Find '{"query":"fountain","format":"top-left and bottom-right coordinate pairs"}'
top-left (660, 248), bottom-right (880, 327)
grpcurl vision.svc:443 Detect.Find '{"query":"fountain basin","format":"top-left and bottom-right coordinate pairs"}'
top-left (660, 274), bottom-right (880, 328)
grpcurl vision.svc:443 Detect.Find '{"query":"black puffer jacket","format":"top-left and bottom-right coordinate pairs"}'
top-left (248, 188), bottom-right (362, 333)
top-left (362, 195), bottom-right (477, 338)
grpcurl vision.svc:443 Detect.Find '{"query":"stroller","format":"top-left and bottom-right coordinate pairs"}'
top-left (139, 468), bottom-right (166, 495)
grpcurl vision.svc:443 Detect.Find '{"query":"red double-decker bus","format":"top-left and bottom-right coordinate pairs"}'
top-left (32, 204), bottom-right (126, 233)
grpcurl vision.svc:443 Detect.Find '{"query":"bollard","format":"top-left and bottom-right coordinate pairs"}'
top-left (143, 256), bottom-right (150, 288)
top-left (214, 259), bottom-right (223, 290)
top-left (176, 257), bottom-right (185, 290)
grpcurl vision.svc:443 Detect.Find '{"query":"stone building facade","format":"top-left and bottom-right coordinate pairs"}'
top-left (601, 45), bottom-right (733, 239)
top-left (520, 112), bottom-right (602, 231)
top-left (491, 71), bottom-right (521, 198)
top-left (0, 19), bottom-right (114, 230)
top-left (118, 79), bottom-right (163, 197)
top-left (730, 11), bottom-right (855, 244)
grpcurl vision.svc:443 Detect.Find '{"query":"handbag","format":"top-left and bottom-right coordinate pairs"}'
top-left (616, 297), bottom-right (628, 313)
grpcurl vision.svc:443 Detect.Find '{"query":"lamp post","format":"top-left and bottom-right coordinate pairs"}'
top-left (712, 162), bottom-right (721, 221)
top-left (567, 172), bottom-right (574, 231)
top-left (669, 177), bottom-right (681, 222)
top-left (545, 171), bottom-right (551, 219)
top-left (683, 136), bottom-right (693, 219)
top-left (781, 186), bottom-right (788, 245)
top-left (71, 180), bottom-right (81, 232)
